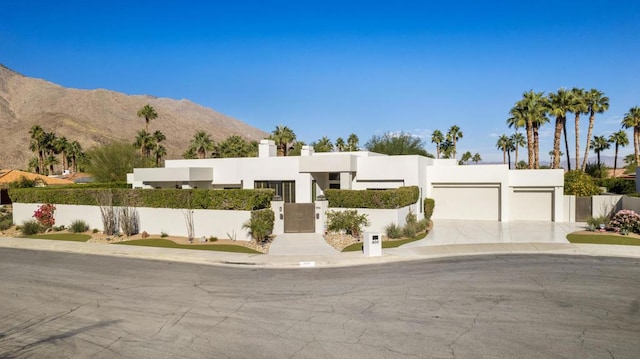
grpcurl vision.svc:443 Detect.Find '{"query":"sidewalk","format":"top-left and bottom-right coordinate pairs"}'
top-left (2, 236), bottom-right (639, 269)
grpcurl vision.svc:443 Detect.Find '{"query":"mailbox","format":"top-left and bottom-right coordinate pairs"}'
top-left (363, 232), bottom-right (382, 257)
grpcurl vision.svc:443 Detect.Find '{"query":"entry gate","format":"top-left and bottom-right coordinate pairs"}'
top-left (576, 197), bottom-right (592, 222)
top-left (284, 203), bottom-right (316, 233)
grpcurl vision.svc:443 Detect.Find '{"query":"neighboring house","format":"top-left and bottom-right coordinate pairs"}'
top-left (0, 169), bottom-right (75, 205)
top-left (128, 140), bottom-right (565, 232)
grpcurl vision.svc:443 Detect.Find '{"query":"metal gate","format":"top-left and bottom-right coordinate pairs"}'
top-left (576, 197), bottom-right (592, 222)
top-left (284, 203), bottom-right (316, 233)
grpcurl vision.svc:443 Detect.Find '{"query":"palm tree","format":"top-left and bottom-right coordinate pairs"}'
top-left (459, 151), bottom-right (472, 165)
top-left (67, 140), bottom-right (83, 173)
top-left (28, 125), bottom-right (45, 174)
top-left (153, 144), bottom-right (167, 167)
top-left (582, 89), bottom-right (609, 170)
top-left (570, 88), bottom-right (587, 170)
top-left (347, 133), bottom-right (359, 151)
top-left (472, 153), bottom-right (482, 164)
top-left (45, 154), bottom-right (58, 175)
top-left (590, 135), bottom-right (611, 167)
top-left (41, 131), bottom-right (57, 174)
top-left (508, 91), bottom-right (548, 169)
top-left (608, 130), bottom-right (629, 176)
top-left (134, 130), bottom-right (154, 157)
top-left (137, 104), bottom-right (158, 132)
top-left (431, 130), bottom-right (444, 159)
top-left (53, 136), bottom-right (69, 172)
top-left (496, 134), bottom-right (510, 166)
top-left (189, 130), bottom-right (215, 159)
top-left (510, 132), bottom-right (526, 166)
top-left (312, 136), bottom-right (334, 152)
top-left (270, 125), bottom-right (296, 156)
top-left (548, 89), bottom-right (573, 169)
top-left (446, 125), bottom-right (463, 159)
top-left (622, 107), bottom-right (640, 165)
top-left (335, 137), bottom-right (346, 152)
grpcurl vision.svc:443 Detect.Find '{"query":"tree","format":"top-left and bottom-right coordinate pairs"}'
top-left (214, 135), bottom-right (257, 158)
top-left (365, 132), bottom-right (432, 156)
top-left (182, 147), bottom-right (198, 159)
top-left (510, 132), bottom-right (526, 166)
top-left (439, 139), bottom-right (454, 159)
top-left (609, 130), bottom-right (629, 177)
top-left (84, 141), bottom-right (152, 182)
top-left (622, 107), bottom-right (640, 165)
top-left (472, 153), bottom-right (482, 164)
top-left (137, 104), bottom-right (158, 132)
top-left (66, 140), bottom-right (83, 173)
top-left (590, 135), bottom-right (611, 167)
top-left (548, 89), bottom-right (573, 169)
top-left (53, 136), bottom-right (69, 172)
top-left (582, 89), bottom-right (609, 170)
top-left (431, 130), bottom-right (444, 159)
top-left (312, 136), bottom-right (334, 152)
top-left (496, 134), bottom-right (511, 167)
top-left (459, 151), bottom-right (472, 165)
top-left (189, 130), bottom-right (214, 159)
top-left (335, 137), bottom-right (346, 152)
top-left (134, 130), bottom-right (154, 157)
top-left (288, 141), bottom-right (307, 156)
top-left (270, 125), bottom-right (296, 156)
top-left (508, 91), bottom-right (548, 169)
top-left (570, 88), bottom-right (587, 170)
top-left (347, 133), bottom-right (359, 151)
top-left (446, 125), bottom-right (463, 159)
top-left (153, 144), bottom-right (167, 167)
top-left (28, 125), bottom-right (45, 174)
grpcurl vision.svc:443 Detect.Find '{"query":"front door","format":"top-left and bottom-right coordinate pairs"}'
top-left (284, 203), bottom-right (315, 233)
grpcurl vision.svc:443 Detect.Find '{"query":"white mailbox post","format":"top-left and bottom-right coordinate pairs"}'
top-left (363, 232), bottom-right (382, 257)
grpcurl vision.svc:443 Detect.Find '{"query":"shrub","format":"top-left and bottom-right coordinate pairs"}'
top-left (402, 223), bottom-right (417, 238)
top-left (385, 223), bottom-right (403, 239)
top-left (417, 218), bottom-right (429, 232)
top-left (160, 231), bottom-right (169, 238)
top-left (598, 178), bottom-right (636, 195)
top-left (8, 176), bottom-right (36, 188)
top-left (609, 210), bottom-right (640, 234)
top-left (21, 220), bottom-right (42, 235)
top-left (119, 207), bottom-right (139, 236)
top-left (70, 220), bottom-right (89, 233)
top-left (564, 170), bottom-right (601, 196)
top-left (0, 215), bottom-right (12, 231)
top-left (325, 186), bottom-right (419, 209)
top-left (208, 236), bottom-right (218, 242)
top-left (92, 228), bottom-right (99, 233)
top-left (423, 198), bottom-right (435, 220)
top-left (242, 208), bottom-right (275, 243)
top-left (33, 203), bottom-right (56, 229)
top-left (586, 215), bottom-right (609, 229)
top-left (584, 162), bottom-right (609, 179)
top-left (326, 210), bottom-right (370, 238)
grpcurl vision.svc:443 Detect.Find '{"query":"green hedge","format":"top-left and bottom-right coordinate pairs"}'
top-left (9, 188), bottom-right (274, 211)
top-left (325, 186), bottom-right (419, 209)
top-left (423, 198), bottom-right (435, 220)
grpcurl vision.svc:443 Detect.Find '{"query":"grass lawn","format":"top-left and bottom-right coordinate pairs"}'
top-left (26, 233), bottom-right (92, 242)
top-left (342, 232), bottom-right (427, 252)
top-left (567, 232), bottom-right (640, 246)
top-left (116, 238), bottom-right (262, 254)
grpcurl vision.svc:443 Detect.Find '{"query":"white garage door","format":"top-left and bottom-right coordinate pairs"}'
top-left (431, 184), bottom-right (500, 221)
top-left (510, 189), bottom-right (553, 221)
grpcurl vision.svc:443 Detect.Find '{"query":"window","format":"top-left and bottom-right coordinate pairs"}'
top-left (254, 181), bottom-right (296, 203)
top-left (328, 172), bottom-right (340, 190)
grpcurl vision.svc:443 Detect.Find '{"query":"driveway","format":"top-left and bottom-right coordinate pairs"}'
top-left (403, 220), bottom-right (586, 248)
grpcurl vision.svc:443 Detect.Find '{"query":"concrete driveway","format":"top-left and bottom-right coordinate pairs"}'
top-left (403, 220), bottom-right (586, 248)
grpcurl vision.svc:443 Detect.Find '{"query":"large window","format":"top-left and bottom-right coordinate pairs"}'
top-left (329, 172), bottom-right (340, 189)
top-left (254, 181), bottom-right (296, 203)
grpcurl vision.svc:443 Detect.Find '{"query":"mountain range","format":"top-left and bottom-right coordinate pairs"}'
top-left (0, 64), bottom-right (268, 170)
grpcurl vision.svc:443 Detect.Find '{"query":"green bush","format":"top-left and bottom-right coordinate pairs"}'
top-left (385, 223), bottom-right (403, 239)
top-left (70, 220), bottom-right (89, 233)
top-left (564, 170), bottom-right (601, 196)
top-left (0, 213), bottom-right (12, 231)
top-left (326, 210), bottom-right (370, 238)
top-left (8, 176), bottom-right (36, 188)
top-left (242, 208), bottom-right (275, 243)
top-left (598, 178), bottom-right (636, 195)
top-left (325, 186), bottom-right (419, 209)
top-left (584, 162), bottom-right (609, 179)
top-left (423, 198), bottom-right (435, 220)
top-left (9, 188), bottom-right (274, 211)
top-left (21, 220), bottom-right (42, 235)
top-left (160, 231), bottom-right (169, 238)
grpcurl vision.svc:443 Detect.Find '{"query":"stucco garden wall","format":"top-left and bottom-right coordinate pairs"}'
top-left (327, 205), bottom-right (414, 233)
top-left (13, 203), bottom-right (252, 241)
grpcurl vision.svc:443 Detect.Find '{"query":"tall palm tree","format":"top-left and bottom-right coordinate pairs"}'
top-left (189, 130), bottom-right (215, 159)
top-left (312, 136), bottom-right (333, 152)
top-left (609, 130), bottom-right (629, 176)
top-left (508, 91), bottom-right (548, 169)
top-left (271, 125), bottom-right (296, 156)
top-left (153, 144), bottom-right (167, 167)
top-left (335, 137), bottom-right (346, 152)
top-left (137, 104), bottom-right (158, 132)
top-left (548, 89), bottom-right (573, 169)
top-left (53, 136), bottom-right (69, 172)
top-left (134, 130), bottom-right (154, 157)
top-left (622, 107), bottom-right (640, 165)
top-left (347, 133), bottom-right (359, 151)
top-left (431, 130), bottom-right (444, 159)
top-left (472, 153), bottom-right (482, 164)
top-left (570, 88), bottom-right (587, 170)
top-left (510, 132), bottom-right (526, 166)
top-left (28, 125), bottom-right (45, 174)
top-left (447, 125), bottom-right (463, 160)
top-left (67, 140), bottom-right (83, 173)
top-left (459, 151), bottom-right (472, 165)
top-left (582, 89), bottom-right (609, 170)
top-left (496, 134), bottom-right (510, 166)
top-left (590, 135), bottom-right (611, 167)
top-left (41, 131), bottom-right (57, 174)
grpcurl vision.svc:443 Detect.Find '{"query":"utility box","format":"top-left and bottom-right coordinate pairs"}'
top-left (363, 232), bottom-right (382, 257)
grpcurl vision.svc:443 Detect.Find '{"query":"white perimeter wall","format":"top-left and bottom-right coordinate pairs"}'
top-left (328, 205), bottom-right (413, 233)
top-left (13, 203), bottom-right (252, 241)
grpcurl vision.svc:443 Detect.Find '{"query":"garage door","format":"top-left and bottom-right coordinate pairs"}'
top-left (431, 184), bottom-right (500, 221)
top-left (510, 189), bottom-right (553, 221)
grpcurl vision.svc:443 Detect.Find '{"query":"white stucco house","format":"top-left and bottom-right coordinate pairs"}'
top-left (127, 140), bottom-right (565, 234)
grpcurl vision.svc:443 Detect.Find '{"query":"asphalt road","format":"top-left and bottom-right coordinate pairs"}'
top-left (1, 249), bottom-right (639, 359)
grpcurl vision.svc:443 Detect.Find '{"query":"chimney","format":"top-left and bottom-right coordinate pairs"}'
top-left (301, 145), bottom-right (315, 157)
top-left (259, 139), bottom-right (277, 158)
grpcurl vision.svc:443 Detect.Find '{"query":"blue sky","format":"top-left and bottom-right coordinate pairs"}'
top-left (2, 1), bottom-right (639, 162)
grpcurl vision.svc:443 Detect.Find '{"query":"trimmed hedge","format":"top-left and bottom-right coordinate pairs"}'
top-left (9, 188), bottom-right (274, 211)
top-left (424, 198), bottom-right (435, 220)
top-left (325, 186), bottom-right (419, 209)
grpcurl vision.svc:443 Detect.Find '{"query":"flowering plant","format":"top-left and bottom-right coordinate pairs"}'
top-left (608, 209), bottom-right (640, 234)
top-left (33, 204), bottom-right (56, 228)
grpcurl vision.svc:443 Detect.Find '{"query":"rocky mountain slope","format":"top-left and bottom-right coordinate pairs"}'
top-left (0, 64), bottom-right (268, 169)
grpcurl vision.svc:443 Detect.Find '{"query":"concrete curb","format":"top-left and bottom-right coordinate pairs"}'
top-left (2, 237), bottom-right (640, 269)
